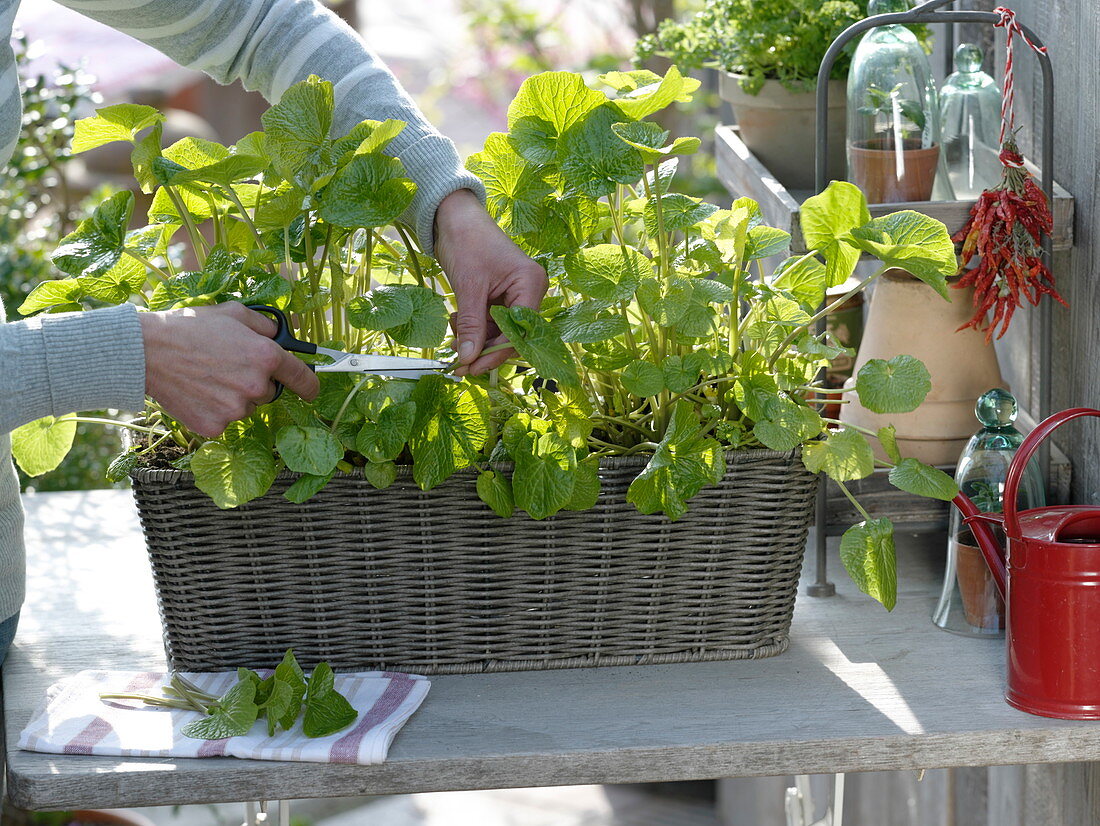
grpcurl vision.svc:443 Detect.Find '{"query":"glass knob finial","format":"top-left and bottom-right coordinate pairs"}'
top-left (975, 388), bottom-right (1017, 428)
top-left (955, 42), bottom-right (985, 74)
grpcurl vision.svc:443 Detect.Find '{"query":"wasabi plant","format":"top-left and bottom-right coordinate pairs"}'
top-left (13, 68), bottom-right (961, 610)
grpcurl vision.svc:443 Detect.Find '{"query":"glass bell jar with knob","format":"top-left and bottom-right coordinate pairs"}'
top-left (940, 42), bottom-right (1003, 200)
top-left (933, 388), bottom-right (1046, 637)
top-left (847, 0), bottom-right (943, 203)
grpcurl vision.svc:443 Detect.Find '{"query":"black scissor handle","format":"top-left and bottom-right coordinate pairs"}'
top-left (247, 304), bottom-right (317, 402)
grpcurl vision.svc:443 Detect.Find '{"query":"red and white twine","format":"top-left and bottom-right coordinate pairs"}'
top-left (994, 6), bottom-right (1047, 151)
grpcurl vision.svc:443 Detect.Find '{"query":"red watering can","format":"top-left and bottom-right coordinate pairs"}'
top-left (952, 407), bottom-right (1100, 719)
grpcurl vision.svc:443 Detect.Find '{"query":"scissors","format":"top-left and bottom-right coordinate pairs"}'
top-left (248, 304), bottom-right (453, 400)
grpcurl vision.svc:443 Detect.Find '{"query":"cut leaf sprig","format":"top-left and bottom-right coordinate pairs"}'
top-left (98, 649), bottom-right (358, 740)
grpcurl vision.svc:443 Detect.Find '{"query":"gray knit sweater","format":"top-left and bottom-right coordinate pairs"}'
top-left (0, 0), bottom-right (485, 622)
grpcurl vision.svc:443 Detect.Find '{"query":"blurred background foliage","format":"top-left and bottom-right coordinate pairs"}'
top-left (2, 33), bottom-right (125, 493)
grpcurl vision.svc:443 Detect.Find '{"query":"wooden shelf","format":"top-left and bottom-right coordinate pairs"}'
top-left (715, 125), bottom-right (1075, 253)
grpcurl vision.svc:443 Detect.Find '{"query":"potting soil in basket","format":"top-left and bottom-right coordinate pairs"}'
top-left (131, 449), bottom-right (818, 674)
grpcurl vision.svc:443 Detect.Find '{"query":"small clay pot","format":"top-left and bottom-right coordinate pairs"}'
top-left (955, 529), bottom-right (1005, 631)
top-left (847, 138), bottom-right (940, 203)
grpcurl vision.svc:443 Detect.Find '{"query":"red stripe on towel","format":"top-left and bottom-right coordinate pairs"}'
top-left (65, 672), bottom-right (160, 755)
top-left (328, 676), bottom-right (416, 764)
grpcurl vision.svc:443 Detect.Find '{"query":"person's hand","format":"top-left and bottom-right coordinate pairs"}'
top-left (433, 189), bottom-right (548, 376)
top-left (139, 303), bottom-right (319, 438)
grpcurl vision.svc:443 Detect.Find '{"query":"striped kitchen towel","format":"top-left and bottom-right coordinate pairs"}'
top-left (18, 669), bottom-right (429, 764)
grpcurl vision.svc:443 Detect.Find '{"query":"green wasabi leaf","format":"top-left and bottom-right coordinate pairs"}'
top-left (847, 211), bottom-right (956, 298)
top-left (800, 181), bottom-right (870, 288)
top-left (626, 401), bottom-right (724, 521)
top-left (190, 438), bottom-right (277, 509)
top-left (506, 71), bottom-right (607, 164)
top-left (361, 461), bottom-right (398, 489)
top-left (11, 415), bottom-right (77, 476)
top-left (610, 66), bottom-right (700, 120)
top-left (877, 425), bottom-right (902, 463)
top-left (181, 678), bottom-right (259, 740)
top-left (477, 469), bottom-right (514, 517)
top-left (840, 517), bottom-right (898, 611)
top-left (303, 663), bottom-right (357, 738)
top-left (506, 425), bottom-right (577, 520)
top-left (261, 75), bottom-right (335, 187)
top-left (644, 193), bottom-right (718, 235)
top-left (284, 473), bottom-right (334, 504)
top-left (408, 377), bottom-right (490, 489)
top-left (753, 400), bottom-right (823, 452)
top-left (347, 284), bottom-right (415, 331)
top-left (52, 190), bottom-right (134, 278)
top-left (772, 255), bottom-right (828, 310)
top-left (314, 153), bottom-right (416, 229)
top-left (72, 103), bottom-right (164, 153)
top-left (563, 244), bottom-right (649, 302)
top-left (356, 401), bottom-right (415, 463)
top-left (387, 285), bottom-right (449, 349)
top-left (855, 355), bottom-right (932, 414)
top-left (274, 650), bottom-right (308, 731)
top-left (490, 305), bottom-right (580, 388)
top-left (466, 132), bottom-right (553, 235)
top-left (637, 275), bottom-right (693, 327)
top-left (557, 105), bottom-right (645, 198)
top-left (888, 458), bottom-right (959, 501)
top-left (563, 455), bottom-right (601, 511)
top-left (276, 425), bottom-right (344, 476)
top-left (621, 360), bottom-right (666, 397)
top-left (18, 280), bottom-right (85, 315)
top-left (743, 225), bottom-right (791, 261)
top-left (801, 427), bottom-right (875, 482)
top-left (662, 354), bottom-right (701, 393)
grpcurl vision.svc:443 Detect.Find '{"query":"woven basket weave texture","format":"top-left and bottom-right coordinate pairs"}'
top-left (131, 449), bottom-right (817, 674)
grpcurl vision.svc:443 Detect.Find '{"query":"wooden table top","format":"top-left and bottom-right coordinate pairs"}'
top-left (6, 489), bottom-right (1099, 811)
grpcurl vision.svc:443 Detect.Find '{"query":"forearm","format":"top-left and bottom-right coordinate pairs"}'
top-left (0, 304), bottom-right (145, 433)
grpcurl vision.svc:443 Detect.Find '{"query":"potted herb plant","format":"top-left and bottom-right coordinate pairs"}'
top-left (845, 0), bottom-right (943, 203)
top-left (13, 68), bottom-right (959, 675)
top-left (635, 0), bottom-right (931, 190)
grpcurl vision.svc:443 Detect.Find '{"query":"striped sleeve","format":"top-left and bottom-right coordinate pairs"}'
top-left (54, 0), bottom-right (485, 255)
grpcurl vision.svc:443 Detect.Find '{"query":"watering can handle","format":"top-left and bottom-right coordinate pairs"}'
top-left (1002, 407), bottom-right (1100, 538)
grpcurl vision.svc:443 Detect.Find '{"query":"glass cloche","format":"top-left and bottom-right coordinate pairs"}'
top-left (940, 42), bottom-right (1003, 199)
top-left (847, 0), bottom-right (942, 203)
top-left (933, 389), bottom-right (1046, 637)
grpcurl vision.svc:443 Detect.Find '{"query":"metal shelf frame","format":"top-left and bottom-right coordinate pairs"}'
top-left (808, 0), bottom-right (1056, 596)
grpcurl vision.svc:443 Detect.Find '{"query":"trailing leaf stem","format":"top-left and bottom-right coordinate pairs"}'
top-left (822, 418), bottom-right (880, 439)
top-left (836, 479), bottom-right (874, 522)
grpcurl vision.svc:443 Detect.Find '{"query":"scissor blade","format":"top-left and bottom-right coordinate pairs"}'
top-left (314, 352), bottom-right (454, 380)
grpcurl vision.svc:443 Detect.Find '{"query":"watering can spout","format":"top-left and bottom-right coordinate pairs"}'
top-left (951, 492), bottom-right (1008, 598)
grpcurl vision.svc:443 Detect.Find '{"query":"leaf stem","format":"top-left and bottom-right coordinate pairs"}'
top-left (836, 480), bottom-right (874, 522)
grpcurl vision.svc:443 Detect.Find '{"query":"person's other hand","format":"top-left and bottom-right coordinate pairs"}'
top-left (433, 189), bottom-right (548, 376)
top-left (139, 303), bottom-right (319, 438)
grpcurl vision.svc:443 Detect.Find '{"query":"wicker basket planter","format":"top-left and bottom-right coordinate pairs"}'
top-left (130, 448), bottom-right (818, 674)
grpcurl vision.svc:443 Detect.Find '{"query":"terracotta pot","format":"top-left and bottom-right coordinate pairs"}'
top-left (840, 269), bottom-right (1004, 465)
top-left (720, 74), bottom-right (846, 191)
top-left (954, 530), bottom-right (1005, 631)
top-left (847, 138), bottom-right (940, 203)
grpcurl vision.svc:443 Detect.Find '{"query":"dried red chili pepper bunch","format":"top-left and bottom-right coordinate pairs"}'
top-left (952, 139), bottom-right (1066, 341)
